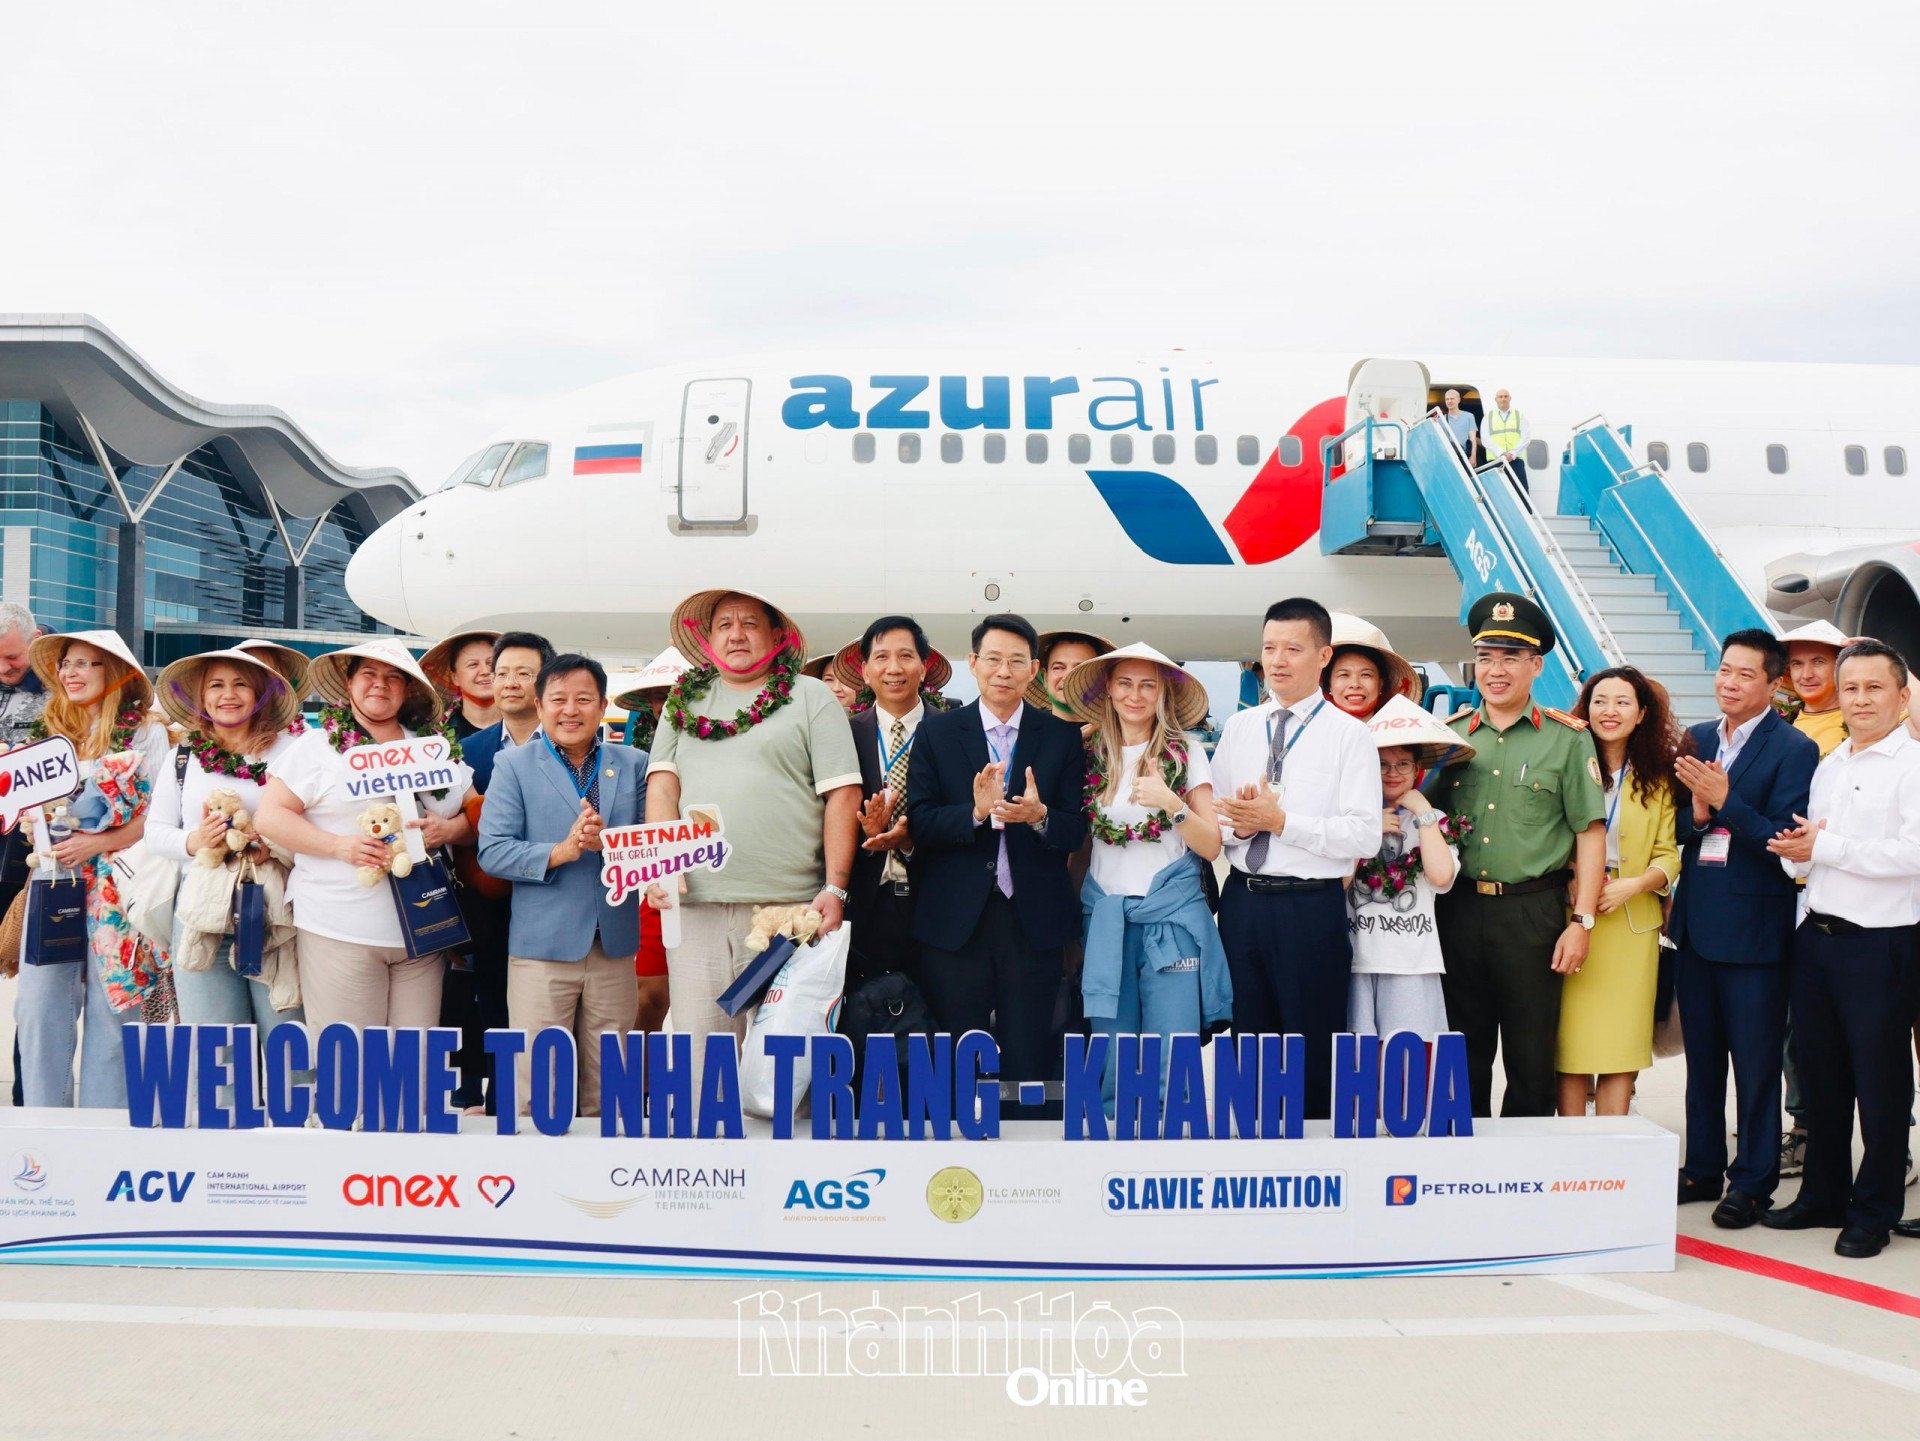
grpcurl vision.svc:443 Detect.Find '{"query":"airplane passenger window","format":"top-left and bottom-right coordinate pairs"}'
top-left (459, 442), bottom-right (514, 489)
top-left (1110, 434), bottom-right (1134, 463)
top-left (1152, 434), bottom-right (1175, 464)
top-left (899, 434), bottom-right (921, 463)
top-left (853, 433), bottom-right (875, 463)
top-left (1888, 446), bottom-right (1909, 477)
top-left (983, 434), bottom-right (1005, 464)
top-left (1766, 444), bottom-right (1788, 475)
top-left (1068, 434), bottom-right (1091, 464)
top-left (941, 433), bottom-right (963, 463)
top-left (1646, 442), bottom-right (1669, 470)
top-left (1195, 434), bottom-right (1218, 465)
top-left (1844, 445), bottom-right (1868, 477)
top-left (1027, 434), bottom-right (1048, 463)
top-left (1279, 436), bottom-right (1303, 466)
top-left (1526, 440), bottom-right (1548, 472)
top-left (497, 442), bottom-right (549, 488)
top-left (1686, 442), bottom-right (1709, 473)
top-left (1237, 435), bottom-right (1261, 465)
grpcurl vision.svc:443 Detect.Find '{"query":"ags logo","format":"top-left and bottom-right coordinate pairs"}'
top-left (106, 1169), bottom-right (194, 1203)
top-left (783, 1168), bottom-right (886, 1212)
top-left (1386, 1175), bottom-right (1418, 1207)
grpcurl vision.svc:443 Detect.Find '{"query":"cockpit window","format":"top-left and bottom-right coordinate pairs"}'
top-left (455, 442), bottom-right (514, 489)
top-left (498, 442), bottom-right (549, 488)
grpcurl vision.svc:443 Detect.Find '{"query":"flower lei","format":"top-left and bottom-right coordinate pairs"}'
top-left (665, 648), bottom-right (802, 741)
top-left (1353, 813), bottom-right (1474, 899)
top-left (1083, 735), bottom-right (1189, 846)
top-left (849, 684), bottom-right (956, 716)
top-left (180, 713), bottom-right (308, 784)
top-left (31, 702), bottom-right (148, 753)
top-left (318, 704), bottom-right (463, 796)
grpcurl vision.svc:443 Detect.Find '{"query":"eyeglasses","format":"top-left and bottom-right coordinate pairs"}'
top-left (1379, 759), bottom-right (1418, 775)
top-left (57, 658), bottom-right (105, 674)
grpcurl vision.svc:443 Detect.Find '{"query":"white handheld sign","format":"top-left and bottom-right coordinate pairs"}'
top-left (338, 737), bottom-right (472, 803)
top-left (0, 736), bottom-right (81, 833)
top-left (601, 810), bottom-right (730, 949)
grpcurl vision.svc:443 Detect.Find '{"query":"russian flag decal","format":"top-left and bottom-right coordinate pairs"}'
top-left (573, 443), bottom-right (644, 475)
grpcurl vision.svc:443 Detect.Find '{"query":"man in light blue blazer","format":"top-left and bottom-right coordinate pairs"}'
top-left (478, 653), bottom-right (648, 1117)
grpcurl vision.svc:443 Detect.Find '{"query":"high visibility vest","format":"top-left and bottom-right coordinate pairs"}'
top-left (1488, 409), bottom-right (1524, 454)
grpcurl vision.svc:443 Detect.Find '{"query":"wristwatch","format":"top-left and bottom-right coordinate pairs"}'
top-left (1169, 806), bottom-right (1191, 826)
top-left (822, 884), bottom-right (850, 904)
top-left (1570, 911), bottom-right (1596, 931)
top-left (1412, 809), bottom-right (1444, 830)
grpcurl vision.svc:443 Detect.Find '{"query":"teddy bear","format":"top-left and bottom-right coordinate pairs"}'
top-left (354, 803), bottom-right (414, 886)
top-left (193, 789), bottom-right (257, 868)
top-left (742, 902), bottom-right (824, 955)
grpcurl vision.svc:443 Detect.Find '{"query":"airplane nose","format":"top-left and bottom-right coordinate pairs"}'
top-left (346, 515), bottom-right (412, 632)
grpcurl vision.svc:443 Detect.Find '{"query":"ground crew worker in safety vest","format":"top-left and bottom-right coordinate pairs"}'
top-left (1433, 591), bottom-right (1607, 1116)
top-left (1480, 388), bottom-right (1531, 492)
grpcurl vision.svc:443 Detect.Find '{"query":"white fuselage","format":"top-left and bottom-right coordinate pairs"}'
top-left (344, 350), bottom-right (1920, 663)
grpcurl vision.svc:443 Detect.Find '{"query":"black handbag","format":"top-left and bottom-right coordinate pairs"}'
top-left (387, 851), bottom-right (472, 960)
top-left (24, 874), bottom-right (88, 966)
top-left (838, 971), bottom-right (935, 1081)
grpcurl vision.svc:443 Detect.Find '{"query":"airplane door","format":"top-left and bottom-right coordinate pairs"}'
top-left (678, 378), bottom-right (751, 526)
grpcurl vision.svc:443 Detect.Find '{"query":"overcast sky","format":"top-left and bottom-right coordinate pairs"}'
top-left (6, 1), bottom-right (1915, 488)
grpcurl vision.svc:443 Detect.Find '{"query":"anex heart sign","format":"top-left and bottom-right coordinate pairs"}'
top-left (339, 737), bottom-right (469, 801)
top-left (0, 736), bottom-right (82, 833)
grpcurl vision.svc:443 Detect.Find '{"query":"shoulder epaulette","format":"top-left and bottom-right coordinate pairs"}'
top-left (1542, 706), bottom-right (1588, 731)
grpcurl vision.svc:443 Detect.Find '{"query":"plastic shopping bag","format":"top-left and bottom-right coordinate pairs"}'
top-left (740, 923), bottom-right (851, 1121)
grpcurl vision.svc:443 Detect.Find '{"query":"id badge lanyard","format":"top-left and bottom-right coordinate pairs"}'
top-left (1265, 697), bottom-right (1324, 797)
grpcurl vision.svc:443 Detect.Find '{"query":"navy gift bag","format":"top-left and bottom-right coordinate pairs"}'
top-left (24, 874), bottom-right (88, 966)
top-left (388, 853), bottom-right (472, 960)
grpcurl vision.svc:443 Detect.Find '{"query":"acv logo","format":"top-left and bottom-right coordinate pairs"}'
top-left (783, 1168), bottom-right (886, 1211)
top-left (106, 1169), bottom-right (194, 1203)
top-left (343, 1173), bottom-right (461, 1208)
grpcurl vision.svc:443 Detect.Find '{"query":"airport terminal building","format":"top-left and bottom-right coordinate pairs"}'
top-left (0, 314), bottom-right (414, 666)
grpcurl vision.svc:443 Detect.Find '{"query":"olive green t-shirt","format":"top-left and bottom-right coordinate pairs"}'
top-left (1437, 704), bottom-right (1608, 885)
top-left (646, 673), bottom-right (861, 903)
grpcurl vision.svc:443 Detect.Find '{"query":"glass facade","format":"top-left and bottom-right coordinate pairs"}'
top-left (0, 399), bottom-right (391, 664)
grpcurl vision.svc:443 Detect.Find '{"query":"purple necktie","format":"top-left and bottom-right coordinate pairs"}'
top-left (991, 723), bottom-right (1015, 897)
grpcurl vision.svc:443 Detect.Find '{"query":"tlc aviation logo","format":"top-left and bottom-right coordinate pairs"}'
top-left (1085, 397), bottom-right (1347, 566)
top-left (1386, 1175), bottom-right (1417, 1206)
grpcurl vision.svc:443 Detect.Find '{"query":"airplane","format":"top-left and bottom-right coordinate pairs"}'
top-left (344, 351), bottom-right (1920, 676)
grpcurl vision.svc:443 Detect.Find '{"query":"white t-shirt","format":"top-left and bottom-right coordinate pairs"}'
top-left (1086, 740), bottom-right (1214, 898)
top-left (1348, 806), bottom-right (1457, 975)
top-left (274, 727), bottom-right (468, 947)
top-left (148, 731), bottom-right (301, 864)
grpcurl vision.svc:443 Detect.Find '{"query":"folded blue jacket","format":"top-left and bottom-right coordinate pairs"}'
top-left (1080, 856), bottom-right (1233, 1029)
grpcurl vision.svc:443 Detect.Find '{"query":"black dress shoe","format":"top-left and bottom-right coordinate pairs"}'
top-left (1835, 1226), bottom-right (1889, 1258)
top-left (1677, 1174), bottom-right (1723, 1205)
top-left (1711, 1192), bottom-right (1769, 1229)
top-left (1892, 1217), bottom-right (1920, 1239)
top-left (1760, 1198), bottom-right (1848, 1230)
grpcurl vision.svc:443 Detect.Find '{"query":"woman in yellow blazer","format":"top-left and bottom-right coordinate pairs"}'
top-left (1557, 667), bottom-right (1684, 1117)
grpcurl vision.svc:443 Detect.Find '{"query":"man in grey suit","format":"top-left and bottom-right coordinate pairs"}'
top-left (478, 653), bottom-right (649, 1116)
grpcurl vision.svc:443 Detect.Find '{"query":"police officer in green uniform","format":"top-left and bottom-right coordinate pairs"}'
top-left (1435, 592), bottom-right (1608, 1117)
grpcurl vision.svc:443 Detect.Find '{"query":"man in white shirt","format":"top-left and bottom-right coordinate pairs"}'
top-left (1765, 639), bottom-right (1920, 1258)
top-left (1214, 597), bottom-right (1384, 1118)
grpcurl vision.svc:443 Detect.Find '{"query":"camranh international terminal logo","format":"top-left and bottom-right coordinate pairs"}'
top-left (10, 1151), bottom-right (47, 1193)
top-left (1386, 1175), bottom-right (1417, 1206)
top-left (926, 1166), bottom-right (984, 1224)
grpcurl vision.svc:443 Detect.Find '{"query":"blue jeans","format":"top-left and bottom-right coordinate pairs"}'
top-left (15, 951), bottom-right (140, 1109)
top-left (170, 921), bottom-right (308, 1107)
top-left (1091, 920), bottom-right (1205, 1108)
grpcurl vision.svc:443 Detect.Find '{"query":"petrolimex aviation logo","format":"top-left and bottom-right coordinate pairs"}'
top-left (781, 374), bottom-right (1346, 566)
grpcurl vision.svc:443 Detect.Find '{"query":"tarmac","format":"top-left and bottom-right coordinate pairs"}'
top-left (0, 985), bottom-right (1915, 1439)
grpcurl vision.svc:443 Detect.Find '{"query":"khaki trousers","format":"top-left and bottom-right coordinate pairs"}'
top-left (506, 941), bottom-right (639, 1117)
top-left (296, 930), bottom-right (445, 1034)
top-left (669, 903), bottom-right (761, 1052)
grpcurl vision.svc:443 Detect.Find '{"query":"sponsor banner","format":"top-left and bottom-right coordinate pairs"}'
top-left (0, 1113), bottom-right (1676, 1280)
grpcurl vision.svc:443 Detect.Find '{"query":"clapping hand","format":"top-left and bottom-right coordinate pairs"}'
top-left (1766, 814), bottom-right (1824, 864)
top-left (972, 760), bottom-right (1008, 823)
top-left (860, 787), bottom-right (911, 852)
top-left (1219, 777), bottom-right (1284, 838)
top-left (993, 767), bottom-right (1048, 828)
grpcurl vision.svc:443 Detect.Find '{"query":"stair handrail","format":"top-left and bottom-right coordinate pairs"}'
top-left (1419, 416), bottom-right (1627, 669)
top-left (1572, 414), bottom-right (1779, 639)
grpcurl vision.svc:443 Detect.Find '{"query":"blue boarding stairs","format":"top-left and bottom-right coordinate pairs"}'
top-left (1319, 411), bottom-right (1771, 719)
